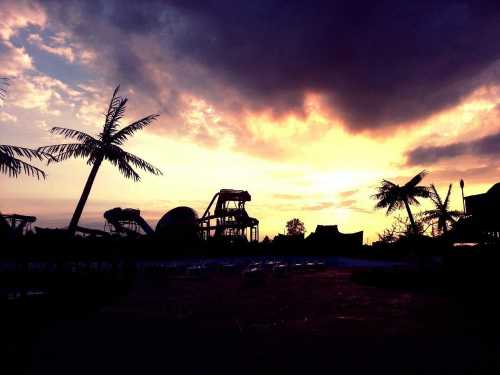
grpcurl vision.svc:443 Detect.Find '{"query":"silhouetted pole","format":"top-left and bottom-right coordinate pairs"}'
top-left (460, 179), bottom-right (465, 215)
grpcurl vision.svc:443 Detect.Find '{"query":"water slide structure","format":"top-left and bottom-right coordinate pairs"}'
top-left (103, 189), bottom-right (259, 242)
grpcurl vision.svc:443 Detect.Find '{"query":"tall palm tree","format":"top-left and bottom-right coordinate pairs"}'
top-left (1, 77), bottom-right (47, 179)
top-left (38, 85), bottom-right (162, 233)
top-left (422, 184), bottom-right (462, 234)
top-left (372, 170), bottom-right (431, 235)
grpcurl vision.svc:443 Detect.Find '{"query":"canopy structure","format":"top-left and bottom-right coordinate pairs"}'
top-left (307, 225), bottom-right (363, 250)
top-left (1, 213), bottom-right (36, 237)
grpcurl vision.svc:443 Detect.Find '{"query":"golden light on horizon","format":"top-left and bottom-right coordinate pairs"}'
top-left (1, 2), bottom-right (500, 245)
top-left (2, 84), bottom-right (499, 244)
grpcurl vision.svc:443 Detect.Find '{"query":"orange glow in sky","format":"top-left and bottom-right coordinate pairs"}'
top-left (1, 1), bottom-right (500, 244)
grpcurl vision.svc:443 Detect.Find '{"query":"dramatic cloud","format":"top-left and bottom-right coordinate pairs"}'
top-left (2, 0), bottom-right (500, 241)
top-left (0, 0), bottom-right (46, 41)
top-left (0, 1), bottom-right (44, 75)
top-left (37, 0), bottom-right (500, 133)
top-left (406, 131), bottom-right (500, 165)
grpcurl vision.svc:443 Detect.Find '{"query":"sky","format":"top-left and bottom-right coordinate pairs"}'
top-left (1, 0), bottom-right (500, 243)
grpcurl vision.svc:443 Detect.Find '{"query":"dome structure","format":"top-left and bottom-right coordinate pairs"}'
top-left (155, 206), bottom-right (199, 241)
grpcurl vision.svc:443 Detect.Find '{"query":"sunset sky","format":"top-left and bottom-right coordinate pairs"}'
top-left (1, 1), bottom-right (500, 243)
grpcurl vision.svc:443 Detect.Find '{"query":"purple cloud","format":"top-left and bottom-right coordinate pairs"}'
top-left (37, 0), bottom-right (500, 133)
top-left (406, 132), bottom-right (500, 165)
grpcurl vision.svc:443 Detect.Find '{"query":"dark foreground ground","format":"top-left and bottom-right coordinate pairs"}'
top-left (3, 266), bottom-right (500, 374)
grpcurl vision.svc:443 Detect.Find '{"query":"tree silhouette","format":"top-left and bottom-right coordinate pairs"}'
top-left (1, 78), bottom-right (47, 179)
top-left (421, 184), bottom-right (462, 234)
top-left (372, 170), bottom-right (430, 235)
top-left (39, 85), bottom-right (162, 233)
top-left (286, 218), bottom-right (305, 236)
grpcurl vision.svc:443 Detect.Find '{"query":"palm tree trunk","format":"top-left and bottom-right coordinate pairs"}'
top-left (403, 198), bottom-right (418, 235)
top-left (68, 155), bottom-right (104, 234)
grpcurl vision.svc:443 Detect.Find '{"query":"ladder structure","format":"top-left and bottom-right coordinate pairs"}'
top-left (199, 189), bottom-right (259, 242)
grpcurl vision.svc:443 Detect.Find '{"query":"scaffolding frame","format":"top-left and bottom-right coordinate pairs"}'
top-left (199, 189), bottom-right (259, 242)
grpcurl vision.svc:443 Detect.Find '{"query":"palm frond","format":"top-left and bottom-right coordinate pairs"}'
top-left (385, 200), bottom-right (403, 215)
top-left (443, 184), bottom-right (452, 208)
top-left (123, 151), bottom-right (162, 176)
top-left (373, 194), bottom-right (393, 209)
top-left (111, 114), bottom-right (159, 145)
top-left (101, 143), bottom-right (162, 175)
top-left (108, 98), bottom-right (128, 134)
top-left (38, 143), bottom-right (76, 155)
top-left (407, 195), bottom-right (421, 206)
top-left (372, 180), bottom-right (397, 199)
top-left (103, 85), bottom-right (128, 137)
top-left (38, 143), bottom-right (99, 164)
top-left (104, 85), bottom-right (121, 125)
top-left (421, 209), bottom-right (440, 222)
top-left (112, 158), bottom-right (140, 181)
top-left (429, 184), bottom-right (442, 207)
top-left (0, 150), bottom-right (46, 179)
top-left (56, 146), bottom-right (98, 164)
top-left (405, 170), bottom-right (428, 188)
top-left (380, 179), bottom-right (398, 189)
top-left (50, 127), bottom-right (98, 143)
top-left (0, 144), bottom-right (46, 161)
top-left (412, 185), bottom-right (431, 198)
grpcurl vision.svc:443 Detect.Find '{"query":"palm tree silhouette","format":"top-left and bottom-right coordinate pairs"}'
top-left (39, 85), bottom-right (162, 233)
top-left (422, 184), bottom-right (462, 234)
top-left (372, 170), bottom-right (430, 235)
top-left (1, 78), bottom-right (46, 179)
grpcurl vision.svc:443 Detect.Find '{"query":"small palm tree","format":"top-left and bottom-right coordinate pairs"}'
top-left (422, 184), bottom-right (462, 234)
top-left (1, 78), bottom-right (46, 179)
top-left (372, 170), bottom-right (431, 235)
top-left (39, 85), bottom-right (162, 233)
